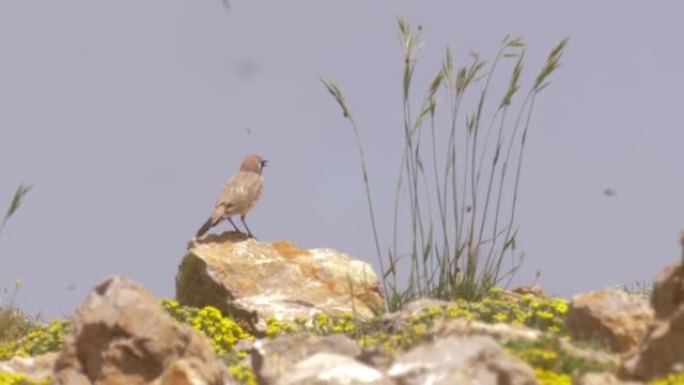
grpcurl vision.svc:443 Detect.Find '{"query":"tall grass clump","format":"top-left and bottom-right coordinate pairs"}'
top-left (0, 185), bottom-right (31, 239)
top-left (0, 185), bottom-right (34, 342)
top-left (322, 17), bottom-right (568, 311)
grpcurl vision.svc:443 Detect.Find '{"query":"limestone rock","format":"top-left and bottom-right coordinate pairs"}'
top-left (252, 334), bottom-right (360, 384)
top-left (387, 335), bottom-right (536, 385)
top-left (511, 284), bottom-right (547, 298)
top-left (380, 298), bottom-right (450, 333)
top-left (276, 352), bottom-right (389, 385)
top-left (177, 235), bottom-right (384, 331)
top-left (621, 262), bottom-right (684, 381)
top-left (0, 352), bottom-right (57, 382)
top-left (574, 372), bottom-right (643, 385)
top-left (650, 262), bottom-right (684, 319)
top-left (557, 338), bottom-right (620, 369)
top-left (52, 276), bottom-right (227, 385)
top-left (430, 317), bottom-right (541, 343)
top-left (566, 288), bottom-right (653, 353)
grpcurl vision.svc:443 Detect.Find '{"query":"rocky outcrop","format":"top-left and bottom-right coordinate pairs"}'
top-left (565, 288), bottom-right (653, 353)
top-left (52, 276), bottom-right (228, 385)
top-left (621, 262), bottom-right (684, 381)
top-left (12, 236), bottom-right (684, 384)
top-left (177, 234), bottom-right (385, 332)
top-left (387, 335), bottom-right (537, 385)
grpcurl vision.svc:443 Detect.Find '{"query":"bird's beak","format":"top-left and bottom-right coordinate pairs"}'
top-left (261, 160), bottom-right (268, 168)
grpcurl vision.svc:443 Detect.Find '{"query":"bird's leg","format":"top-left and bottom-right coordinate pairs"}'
top-left (240, 215), bottom-right (254, 238)
top-left (228, 218), bottom-right (241, 233)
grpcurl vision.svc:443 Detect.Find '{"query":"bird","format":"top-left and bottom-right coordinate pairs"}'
top-left (196, 155), bottom-right (267, 238)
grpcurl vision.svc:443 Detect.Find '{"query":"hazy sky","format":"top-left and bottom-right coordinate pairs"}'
top-left (1, 1), bottom-right (683, 319)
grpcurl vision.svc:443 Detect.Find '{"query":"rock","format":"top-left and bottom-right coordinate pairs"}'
top-left (0, 352), bottom-right (57, 382)
top-left (621, 262), bottom-right (684, 381)
top-left (252, 333), bottom-right (360, 384)
top-left (380, 298), bottom-right (450, 333)
top-left (650, 262), bottom-right (684, 319)
top-left (557, 338), bottom-right (620, 369)
top-left (356, 346), bottom-right (394, 373)
top-left (276, 352), bottom-right (389, 385)
top-left (177, 235), bottom-right (385, 332)
top-left (430, 317), bottom-right (541, 343)
top-left (159, 358), bottom-right (241, 385)
top-left (52, 276), bottom-right (227, 385)
top-left (573, 372), bottom-right (643, 385)
top-left (511, 284), bottom-right (547, 298)
top-left (387, 335), bottom-right (536, 385)
top-left (565, 288), bottom-right (653, 353)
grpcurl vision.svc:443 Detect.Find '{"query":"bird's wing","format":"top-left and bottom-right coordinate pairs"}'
top-left (215, 172), bottom-right (262, 211)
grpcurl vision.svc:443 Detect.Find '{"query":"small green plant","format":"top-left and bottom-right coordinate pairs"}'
top-left (651, 371), bottom-right (684, 385)
top-left (0, 319), bottom-right (70, 360)
top-left (322, 18), bottom-right (568, 311)
top-left (160, 300), bottom-right (253, 354)
top-left (0, 371), bottom-right (49, 385)
top-left (0, 280), bottom-right (35, 344)
top-left (228, 363), bottom-right (257, 385)
top-left (620, 280), bottom-right (652, 298)
top-left (535, 369), bottom-right (571, 385)
top-left (0, 185), bottom-right (35, 347)
top-left (506, 336), bottom-right (609, 375)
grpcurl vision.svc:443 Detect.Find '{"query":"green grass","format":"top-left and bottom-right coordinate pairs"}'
top-left (0, 281), bottom-right (36, 346)
top-left (322, 17), bottom-right (569, 311)
top-left (0, 186), bottom-right (36, 351)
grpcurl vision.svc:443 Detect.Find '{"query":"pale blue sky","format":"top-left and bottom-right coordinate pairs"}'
top-left (1, 1), bottom-right (683, 319)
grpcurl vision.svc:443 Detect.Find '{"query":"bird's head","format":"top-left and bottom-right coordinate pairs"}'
top-left (240, 155), bottom-right (267, 175)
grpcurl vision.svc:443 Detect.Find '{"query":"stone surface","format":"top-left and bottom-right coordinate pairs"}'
top-left (430, 317), bottom-right (541, 343)
top-left (275, 352), bottom-right (389, 385)
top-left (387, 335), bottom-right (537, 385)
top-left (252, 333), bottom-right (361, 385)
top-left (52, 276), bottom-right (227, 385)
top-left (0, 352), bottom-right (57, 382)
top-left (511, 284), bottom-right (547, 298)
top-left (380, 298), bottom-right (450, 333)
top-left (650, 262), bottom-right (684, 319)
top-left (566, 288), bottom-right (653, 353)
top-left (177, 235), bottom-right (385, 331)
top-left (574, 372), bottom-right (643, 385)
top-left (557, 338), bottom-right (620, 369)
top-left (621, 262), bottom-right (684, 381)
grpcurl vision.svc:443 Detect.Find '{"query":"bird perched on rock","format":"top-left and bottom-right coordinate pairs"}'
top-left (196, 155), bottom-right (267, 238)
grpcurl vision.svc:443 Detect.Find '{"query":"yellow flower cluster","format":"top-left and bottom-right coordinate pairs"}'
top-left (190, 307), bottom-right (253, 354)
top-left (228, 363), bottom-right (258, 385)
top-left (443, 289), bottom-right (569, 334)
top-left (265, 312), bottom-right (356, 339)
top-left (0, 320), bottom-right (70, 360)
top-left (160, 300), bottom-right (253, 354)
top-left (535, 368), bottom-right (571, 385)
top-left (0, 371), bottom-right (49, 385)
top-left (650, 371), bottom-right (684, 385)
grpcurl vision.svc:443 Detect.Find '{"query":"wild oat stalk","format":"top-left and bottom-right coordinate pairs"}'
top-left (320, 78), bottom-right (389, 307)
top-left (0, 184), bottom-right (32, 238)
top-left (322, 17), bottom-right (568, 310)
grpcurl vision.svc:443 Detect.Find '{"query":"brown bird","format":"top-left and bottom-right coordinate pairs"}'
top-left (196, 155), bottom-right (267, 238)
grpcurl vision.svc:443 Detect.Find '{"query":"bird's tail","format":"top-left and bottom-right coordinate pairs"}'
top-left (196, 216), bottom-right (217, 238)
